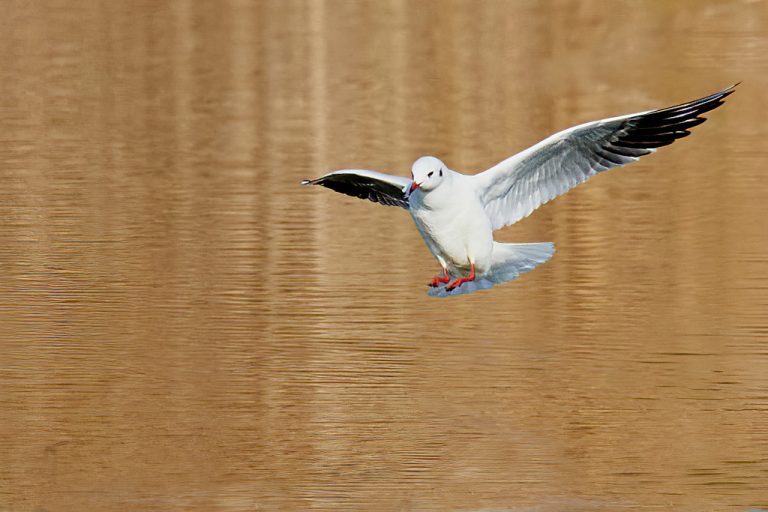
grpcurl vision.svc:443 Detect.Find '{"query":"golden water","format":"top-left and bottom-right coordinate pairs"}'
top-left (1, 1), bottom-right (767, 510)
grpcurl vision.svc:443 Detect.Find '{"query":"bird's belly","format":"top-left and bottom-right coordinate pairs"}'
top-left (411, 206), bottom-right (493, 272)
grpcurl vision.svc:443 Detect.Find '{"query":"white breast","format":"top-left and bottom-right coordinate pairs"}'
top-left (409, 175), bottom-right (494, 273)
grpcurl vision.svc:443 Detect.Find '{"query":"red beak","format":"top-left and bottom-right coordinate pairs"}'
top-left (410, 181), bottom-right (420, 193)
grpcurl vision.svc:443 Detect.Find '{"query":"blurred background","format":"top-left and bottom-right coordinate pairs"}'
top-left (1, 1), bottom-right (767, 511)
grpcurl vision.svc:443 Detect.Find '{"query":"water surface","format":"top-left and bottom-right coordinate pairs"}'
top-left (1, 1), bottom-right (767, 511)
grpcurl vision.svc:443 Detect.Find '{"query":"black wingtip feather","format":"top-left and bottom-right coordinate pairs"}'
top-left (646, 84), bottom-right (736, 120)
top-left (302, 172), bottom-right (410, 208)
top-left (609, 84), bottom-right (736, 151)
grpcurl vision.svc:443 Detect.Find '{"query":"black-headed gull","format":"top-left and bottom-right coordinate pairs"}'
top-left (303, 85), bottom-right (736, 297)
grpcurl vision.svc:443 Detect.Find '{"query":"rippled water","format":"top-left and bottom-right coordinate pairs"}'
top-left (1, 1), bottom-right (767, 511)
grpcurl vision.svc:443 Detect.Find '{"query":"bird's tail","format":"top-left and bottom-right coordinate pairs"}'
top-left (426, 242), bottom-right (555, 297)
top-left (487, 241), bottom-right (555, 284)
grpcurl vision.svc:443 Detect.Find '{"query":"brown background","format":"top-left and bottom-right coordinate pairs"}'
top-left (1, 1), bottom-right (766, 511)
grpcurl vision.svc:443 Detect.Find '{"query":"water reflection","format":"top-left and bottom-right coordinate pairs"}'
top-left (0, 1), bottom-right (767, 511)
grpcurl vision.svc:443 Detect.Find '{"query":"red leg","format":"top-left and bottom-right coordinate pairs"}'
top-left (428, 267), bottom-right (451, 287)
top-left (446, 263), bottom-right (476, 291)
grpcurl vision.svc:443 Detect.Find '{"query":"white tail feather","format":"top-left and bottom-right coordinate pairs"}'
top-left (427, 242), bottom-right (555, 297)
top-left (487, 242), bottom-right (555, 284)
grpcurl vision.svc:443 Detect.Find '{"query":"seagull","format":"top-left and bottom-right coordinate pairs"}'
top-left (303, 85), bottom-right (736, 297)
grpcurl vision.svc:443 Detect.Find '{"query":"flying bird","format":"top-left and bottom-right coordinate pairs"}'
top-left (303, 85), bottom-right (736, 297)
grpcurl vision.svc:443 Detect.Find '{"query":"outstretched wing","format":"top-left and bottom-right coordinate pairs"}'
top-left (302, 169), bottom-right (412, 209)
top-left (473, 84), bottom-right (737, 230)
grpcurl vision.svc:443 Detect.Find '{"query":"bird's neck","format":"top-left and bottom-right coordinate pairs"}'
top-left (418, 174), bottom-right (455, 210)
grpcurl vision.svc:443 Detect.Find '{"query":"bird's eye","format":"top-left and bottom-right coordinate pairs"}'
top-left (439, 169), bottom-right (443, 177)
top-left (428, 171), bottom-right (434, 178)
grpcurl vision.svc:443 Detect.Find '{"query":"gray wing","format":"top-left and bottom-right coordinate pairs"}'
top-left (473, 85), bottom-right (737, 230)
top-left (302, 169), bottom-right (412, 209)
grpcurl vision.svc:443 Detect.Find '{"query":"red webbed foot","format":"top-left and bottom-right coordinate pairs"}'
top-left (428, 268), bottom-right (451, 287)
top-left (445, 263), bottom-right (476, 292)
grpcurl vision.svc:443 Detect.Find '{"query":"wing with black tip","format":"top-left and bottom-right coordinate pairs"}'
top-left (302, 169), bottom-right (412, 209)
top-left (473, 84), bottom-right (737, 230)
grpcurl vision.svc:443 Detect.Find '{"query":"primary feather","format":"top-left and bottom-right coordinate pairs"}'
top-left (302, 169), bottom-right (411, 208)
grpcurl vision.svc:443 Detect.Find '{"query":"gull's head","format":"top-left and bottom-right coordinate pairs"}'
top-left (409, 156), bottom-right (446, 194)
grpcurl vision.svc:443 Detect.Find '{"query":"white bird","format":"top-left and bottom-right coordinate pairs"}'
top-left (303, 85), bottom-right (736, 297)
